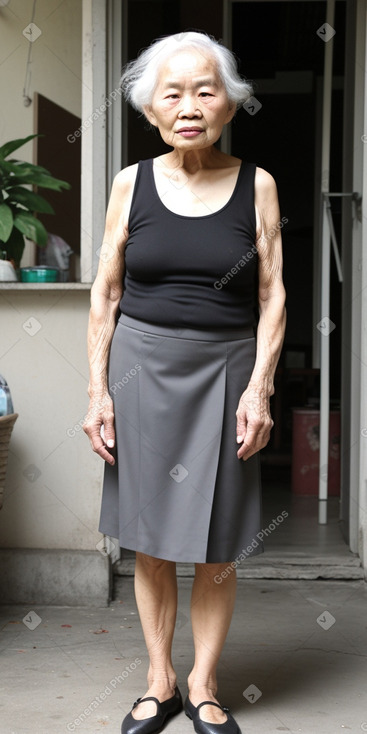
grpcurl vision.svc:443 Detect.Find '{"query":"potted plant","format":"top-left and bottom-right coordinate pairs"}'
top-left (0, 133), bottom-right (71, 274)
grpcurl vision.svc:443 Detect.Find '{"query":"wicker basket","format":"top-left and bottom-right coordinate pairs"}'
top-left (0, 413), bottom-right (18, 510)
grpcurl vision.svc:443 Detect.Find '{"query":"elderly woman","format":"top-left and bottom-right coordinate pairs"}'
top-left (84, 31), bottom-right (286, 734)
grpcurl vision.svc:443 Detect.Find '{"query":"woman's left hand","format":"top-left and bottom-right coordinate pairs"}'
top-left (236, 384), bottom-right (274, 461)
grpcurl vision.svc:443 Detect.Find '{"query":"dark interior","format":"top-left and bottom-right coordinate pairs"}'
top-left (124, 0), bottom-right (345, 480)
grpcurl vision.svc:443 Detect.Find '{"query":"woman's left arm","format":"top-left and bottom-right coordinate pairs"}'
top-left (236, 168), bottom-right (287, 461)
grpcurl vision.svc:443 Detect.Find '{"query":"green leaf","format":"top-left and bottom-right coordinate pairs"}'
top-left (2, 173), bottom-right (70, 191)
top-left (1, 160), bottom-right (71, 190)
top-left (0, 160), bottom-right (29, 177)
top-left (32, 173), bottom-right (71, 191)
top-left (0, 161), bottom-right (70, 190)
top-left (0, 134), bottom-right (43, 160)
top-left (6, 187), bottom-right (55, 214)
top-left (0, 203), bottom-right (14, 242)
top-left (0, 160), bottom-right (51, 178)
top-left (6, 159), bottom-right (52, 175)
top-left (2, 174), bottom-right (45, 188)
top-left (13, 212), bottom-right (48, 247)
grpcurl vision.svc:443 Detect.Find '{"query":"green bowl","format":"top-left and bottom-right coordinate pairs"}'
top-left (20, 267), bottom-right (60, 283)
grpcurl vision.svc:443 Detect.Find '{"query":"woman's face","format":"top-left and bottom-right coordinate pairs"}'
top-left (144, 49), bottom-right (236, 151)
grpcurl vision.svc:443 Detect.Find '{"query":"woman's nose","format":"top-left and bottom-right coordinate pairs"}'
top-left (179, 95), bottom-right (201, 118)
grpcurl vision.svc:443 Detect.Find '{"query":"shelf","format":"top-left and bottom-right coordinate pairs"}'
top-left (0, 282), bottom-right (92, 290)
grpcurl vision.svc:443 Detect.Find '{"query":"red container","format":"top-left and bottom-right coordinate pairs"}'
top-left (291, 409), bottom-right (340, 495)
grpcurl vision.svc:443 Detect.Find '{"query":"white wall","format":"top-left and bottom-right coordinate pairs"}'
top-left (0, 289), bottom-right (104, 550)
top-left (0, 0), bottom-right (81, 143)
top-left (358, 0), bottom-right (367, 570)
top-left (0, 0), bottom-right (83, 266)
top-left (0, 0), bottom-right (105, 558)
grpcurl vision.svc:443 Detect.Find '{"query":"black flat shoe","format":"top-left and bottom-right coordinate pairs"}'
top-left (121, 686), bottom-right (183, 734)
top-left (184, 695), bottom-right (241, 734)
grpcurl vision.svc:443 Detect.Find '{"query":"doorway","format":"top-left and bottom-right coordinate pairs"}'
top-left (223, 0), bottom-right (361, 572)
top-left (112, 0), bottom-right (362, 576)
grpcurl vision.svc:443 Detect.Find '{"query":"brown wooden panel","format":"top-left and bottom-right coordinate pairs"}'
top-left (33, 92), bottom-right (81, 280)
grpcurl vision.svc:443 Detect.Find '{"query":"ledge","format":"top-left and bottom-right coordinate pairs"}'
top-left (0, 548), bottom-right (112, 606)
top-left (0, 282), bottom-right (92, 290)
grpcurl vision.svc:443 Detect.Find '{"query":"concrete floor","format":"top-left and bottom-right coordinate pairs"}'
top-left (1, 575), bottom-right (367, 734)
top-left (1, 472), bottom-right (365, 733)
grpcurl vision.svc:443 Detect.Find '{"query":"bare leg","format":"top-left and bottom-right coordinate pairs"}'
top-left (131, 551), bottom-right (178, 720)
top-left (187, 563), bottom-right (237, 724)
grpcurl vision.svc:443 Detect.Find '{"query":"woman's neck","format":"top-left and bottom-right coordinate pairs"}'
top-left (159, 145), bottom-right (228, 174)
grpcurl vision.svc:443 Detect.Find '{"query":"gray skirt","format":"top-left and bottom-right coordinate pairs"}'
top-left (98, 313), bottom-right (264, 563)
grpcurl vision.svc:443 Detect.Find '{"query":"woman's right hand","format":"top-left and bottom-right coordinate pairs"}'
top-left (83, 392), bottom-right (116, 466)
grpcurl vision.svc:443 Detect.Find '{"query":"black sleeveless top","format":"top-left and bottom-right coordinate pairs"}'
top-left (119, 158), bottom-right (258, 329)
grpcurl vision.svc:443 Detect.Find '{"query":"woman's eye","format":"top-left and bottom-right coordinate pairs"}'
top-left (199, 92), bottom-right (212, 97)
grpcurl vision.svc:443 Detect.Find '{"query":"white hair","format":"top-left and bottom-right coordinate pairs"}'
top-left (120, 31), bottom-right (253, 114)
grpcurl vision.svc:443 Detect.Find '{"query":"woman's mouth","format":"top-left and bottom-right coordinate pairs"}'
top-left (176, 128), bottom-right (204, 137)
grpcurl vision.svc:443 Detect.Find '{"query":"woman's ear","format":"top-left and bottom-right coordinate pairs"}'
top-left (143, 105), bottom-right (158, 127)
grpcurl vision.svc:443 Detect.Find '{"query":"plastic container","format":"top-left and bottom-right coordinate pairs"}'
top-left (0, 260), bottom-right (18, 282)
top-left (0, 375), bottom-right (14, 417)
top-left (20, 266), bottom-right (59, 283)
top-left (291, 409), bottom-right (340, 495)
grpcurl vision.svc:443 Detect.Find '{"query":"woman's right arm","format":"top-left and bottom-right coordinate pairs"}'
top-left (83, 166), bottom-right (136, 466)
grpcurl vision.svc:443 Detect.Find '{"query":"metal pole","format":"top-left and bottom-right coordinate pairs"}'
top-left (319, 0), bottom-right (335, 524)
top-left (325, 198), bottom-right (343, 283)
